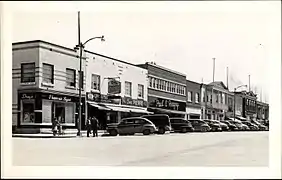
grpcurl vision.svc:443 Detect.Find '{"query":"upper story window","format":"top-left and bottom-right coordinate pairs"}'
top-left (152, 78), bottom-right (155, 88)
top-left (149, 77), bottom-right (152, 87)
top-left (222, 94), bottom-right (225, 104)
top-left (66, 68), bottom-right (76, 87)
top-left (138, 84), bottom-right (144, 98)
top-left (188, 91), bottom-right (192, 102)
top-left (215, 92), bottom-right (219, 103)
top-left (21, 63), bottom-right (35, 83)
top-left (42, 63), bottom-right (54, 84)
top-left (195, 93), bottom-right (200, 103)
top-left (91, 74), bottom-right (100, 91)
top-left (125, 81), bottom-right (132, 96)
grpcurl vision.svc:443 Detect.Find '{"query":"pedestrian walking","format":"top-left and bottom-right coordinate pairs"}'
top-left (91, 116), bottom-right (99, 137)
top-left (52, 117), bottom-right (59, 136)
top-left (86, 117), bottom-right (92, 137)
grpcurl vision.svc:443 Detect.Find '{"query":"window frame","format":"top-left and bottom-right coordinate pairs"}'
top-left (138, 84), bottom-right (144, 99)
top-left (188, 91), bottom-right (192, 102)
top-left (21, 62), bottom-right (36, 83)
top-left (66, 68), bottom-right (76, 87)
top-left (91, 74), bottom-right (101, 91)
top-left (42, 63), bottom-right (54, 84)
top-left (125, 81), bottom-right (132, 97)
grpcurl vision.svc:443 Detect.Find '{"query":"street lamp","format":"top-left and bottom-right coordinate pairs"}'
top-left (233, 85), bottom-right (248, 121)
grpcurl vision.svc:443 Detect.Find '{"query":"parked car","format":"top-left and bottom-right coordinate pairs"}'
top-left (170, 118), bottom-right (194, 133)
top-left (142, 114), bottom-right (172, 134)
top-left (106, 117), bottom-right (157, 136)
top-left (203, 119), bottom-right (222, 132)
top-left (188, 119), bottom-right (211, 132)
top-left (220, 120), bottom-right (238, 131)
top-left (251, 119), bottom-right (268, 131)
top-left (234, 119), bottom-right (250, 131)
top-left (242, 121), bottom-right (259, 131)
top-left (213, 120), bottom-right (229, 131)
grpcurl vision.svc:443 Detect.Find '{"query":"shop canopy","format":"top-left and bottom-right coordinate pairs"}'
top-left (88, 102), bottom-right (112, 111)
top-left (101, 104), bottom-right (153, 114)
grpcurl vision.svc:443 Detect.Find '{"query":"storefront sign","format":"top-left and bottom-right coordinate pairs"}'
top-left (148, 96), bottom-right (186, 111)
top-left (122, 96), bottom-right (148, 107)
top-left (21, 93), bottom-right (34, 99)
top-left (87, 92), bottom-right (101, 102)
top-left (48, 95), bottom-right (72, 102)
top-left (108, 79), bottom-right (121, 94)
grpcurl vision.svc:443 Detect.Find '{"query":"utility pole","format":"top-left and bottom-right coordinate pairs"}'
top-left (77, 11), bottom-right (82, 136)
top-left (213, 58), bottom-right (215, 82)
top-left (226, 67), bottom-right (229, 89)
top-left (248, 75), bottom-right (251, 92)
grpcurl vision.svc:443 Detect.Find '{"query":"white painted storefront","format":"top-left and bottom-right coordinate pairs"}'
top-left (185, 107), bottom-right (201, 119)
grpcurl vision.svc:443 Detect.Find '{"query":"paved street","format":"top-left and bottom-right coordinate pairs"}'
top-left (13, 131), bottom-right (268, 166)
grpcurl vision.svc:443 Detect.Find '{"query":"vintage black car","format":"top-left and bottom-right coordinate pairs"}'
top-left (170, 118), bottom-right (194, 133)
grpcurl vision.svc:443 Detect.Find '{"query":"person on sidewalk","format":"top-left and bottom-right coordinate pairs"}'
top-left (86, 117), bottom-right (92, 137)
top-left (52, 117), bottom-right (59, 136)
top-left (91, 116), bottom-right (99, 137)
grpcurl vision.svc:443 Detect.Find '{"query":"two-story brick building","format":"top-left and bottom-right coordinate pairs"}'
top-left (234, 91), bottom-right (257, 120)
top-left (186, 80), bottom-right (201, 119)
top-left (137, 62), bottom-right (187, 118)
top-left (12, 40), bottom-right (151, 132)
top-left (256, 101), bottom-right (269, 124)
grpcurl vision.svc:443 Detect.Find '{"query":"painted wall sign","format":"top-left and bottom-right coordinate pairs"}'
top-left (122, 96), bottom-right (148, 107)
top-left (108, 79), bottom-right (121, 94)
top-left (87, 92), bottom-right (101, 102)
top-left (86, 92), bottom-right (120, 104)
top-left (21, 93), bottom-right (34, 99)
top-left (41, 93), bottom-right (74, 102)
top-left (148, 96), bottom-right (186, 111)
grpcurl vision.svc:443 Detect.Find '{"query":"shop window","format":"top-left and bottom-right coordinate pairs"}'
top-left (187, 91), bottom-right (192, 102)
top-left (125, 81), bottom-right (132, 96)
top-left (42, 63), bottom-right (54, 84)
top-left (138, 84), bottom-right (144, 98)
top-left (22, 100), bottom-right (35, 124)
top-left (42, 100), bottom-right (52, 123)
top-left (65, 103), bottom-right (75, 124)
top-left (91, 74), bottom-right (100, 90)
top-left (21, 63), bottom-right (35, 83)
top-left (66, 68), bottom-right (76, 87)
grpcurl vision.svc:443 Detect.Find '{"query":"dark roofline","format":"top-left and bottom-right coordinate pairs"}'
top-left (186, 79), bottom-right (201, 85)
top-left (12, 40), bottom-right (76, 52)
top-left (84, 50), bottom-right (144, 69)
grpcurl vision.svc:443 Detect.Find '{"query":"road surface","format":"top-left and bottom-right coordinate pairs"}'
top-left (13, 131), bottom-right (268, 166)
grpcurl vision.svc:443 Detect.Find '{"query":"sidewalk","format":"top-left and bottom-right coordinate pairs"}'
top-left (12, 130), bottom-right (108, 138)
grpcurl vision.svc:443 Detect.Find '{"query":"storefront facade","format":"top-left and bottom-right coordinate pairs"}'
top-left (12, 40), bottom-right (86, 132)
top-left (84, 51), bottom-right (150, 129)
top-left (137, 62), bottom-right (187, 118)
top-left (186, 80), bottom-right (201, 119)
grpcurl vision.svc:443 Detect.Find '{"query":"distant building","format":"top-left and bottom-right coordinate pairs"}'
top-left (256, 101), bottom-right (269, 123)
top-left (186, 80), bottom-right (201, 119)
top-left (234, 91), bottom-right (257, 120)
top-left (137, 62), bottom-right (187, 118)
top-left (201, 81), bottom-right (232, 120)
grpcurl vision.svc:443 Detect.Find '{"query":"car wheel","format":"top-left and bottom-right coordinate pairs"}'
top-left (201, 127), bottom-right (207, 132)
top-left (158, 128), bottom-right (165, 134)
top-left (181, 127), bottom-right (187, 133)
top-left (143, 129), bottom-right (150, 135)
top-left (109, 129), bottom-right (118, 136)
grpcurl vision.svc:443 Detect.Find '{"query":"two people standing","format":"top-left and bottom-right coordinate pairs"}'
top-left (86, 116), bottom-right (99, 137)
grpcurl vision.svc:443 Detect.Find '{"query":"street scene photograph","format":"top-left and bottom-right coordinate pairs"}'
top-left (1, 1), bottom-right (281, 179)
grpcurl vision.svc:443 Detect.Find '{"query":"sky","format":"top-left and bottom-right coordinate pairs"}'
top-left (10, 1), bottom-right (281, 103)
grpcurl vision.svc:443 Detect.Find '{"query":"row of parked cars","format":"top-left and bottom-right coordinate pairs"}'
top-left (106, 114), bottom-right (269, 136)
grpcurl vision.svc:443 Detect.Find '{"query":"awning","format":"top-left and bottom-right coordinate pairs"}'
top-left (148, 107), bottom-right (186, 115)
top-left (236, 116), bottom-right (247, 121)
top-left (103, 104), bottom-right (153, 114)
top-left (88, 102), bottom-right (112, 111)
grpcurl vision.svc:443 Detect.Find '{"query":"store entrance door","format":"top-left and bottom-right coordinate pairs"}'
top-left (54, 103), bottom-right (65, 123)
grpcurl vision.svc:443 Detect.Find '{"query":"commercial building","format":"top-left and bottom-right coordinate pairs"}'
top-left (12, 40), bottom-right (150, 132)
top-left (256, 101), bottom-right (269, 123)
top-left (12, 40), bottom-right (85, 132)
top-left (186, 80), bottom-right (201, 119)
top-left (234, 91), bottom-right (257, 120)
top-left (201, 81), bottom-right (231, 120)
top-left (137, 62), bottom-right (187, 118)
top-left (84, 50), bottom-right (150, 129)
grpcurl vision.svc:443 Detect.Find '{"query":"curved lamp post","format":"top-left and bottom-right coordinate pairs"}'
top-left (75, 36), bottom-right (105, 136)
top-left (233, 84), bottom-right (248, 121)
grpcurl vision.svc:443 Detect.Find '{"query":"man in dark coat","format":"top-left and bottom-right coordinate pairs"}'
top-left (91, 116), bottom-right (99, 137)
top-left (86, 117), bottom-right (92, 137)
